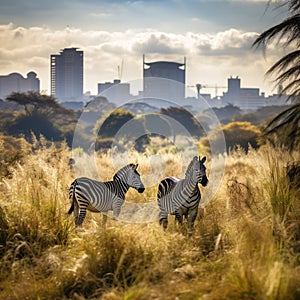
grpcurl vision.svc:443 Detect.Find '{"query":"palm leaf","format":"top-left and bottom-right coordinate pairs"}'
top-left (252, 14), bottom-right (300, 49)
top-left (254, 1), bottom-right (300, 150)
top-left (265, 103), bottom-right (300, 134)
top-left (280, 79), bottom-right (300, 100)
top-left (289, 0), bottom-right (300, 12)
top-left (267, 50), bottom-right (300, 74)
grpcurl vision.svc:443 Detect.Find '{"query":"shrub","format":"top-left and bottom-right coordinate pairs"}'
top-left (200, 121), bottom-right (261, 153)
top-left (0, 135), bottom-right (31, 178)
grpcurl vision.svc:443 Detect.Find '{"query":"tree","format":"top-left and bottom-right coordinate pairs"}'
top-left (84, 96), bottom-right (115, 113)
top-left (210, 104), bottom-right (241, 124)
top-left (200, 122), bottom-right (261, 154)
top-left (160, 106), bottom-right (205, 138)
top-left (96, 108), bottom-right (135, 139)
top-left (253, 0), bottom-right (300, 149)
top-left (6, 91), bottom-right (72, 118)
top-left (5, 91), bottom-right (75, 143)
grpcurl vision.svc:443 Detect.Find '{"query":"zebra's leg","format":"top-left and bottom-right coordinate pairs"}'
top-left (112, 198), bottom-right (123, 220)
top-left (186, 207), bottom-right (198, 234)
top-left (174, 210), bottom-right (185, 234)
top-left (174, 208), bottom-right (183, 225)
top-left (73, 201), bottom-right (79, 225)
top-left (76, 203), bottom-right (88, 227)
top-left (102, 213), bottom-right (108, 227)
top-left (159, 210), bottom-right (168, 230)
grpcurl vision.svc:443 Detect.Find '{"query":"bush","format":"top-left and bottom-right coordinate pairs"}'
top-left (0, 135), bottom-right (31, 178)
top-left (200, 121), bottom-right (261, 153)
top-left (0, 141), bottom-right (73, 262)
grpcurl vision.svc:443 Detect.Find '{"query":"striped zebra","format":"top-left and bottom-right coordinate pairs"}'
top-left (68, 163), bottom-right (145, 226)
top-left (157, 156), bottom-right (208, 231)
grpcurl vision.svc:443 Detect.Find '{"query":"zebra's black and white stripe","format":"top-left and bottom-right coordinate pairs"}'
top-left (157, 156), bottom-right (208, 231)
top-left (68, 163), bottom-right (145, 226)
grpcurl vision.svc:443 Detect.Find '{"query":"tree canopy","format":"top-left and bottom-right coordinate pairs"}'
top-left (6, 91), bottom-right (73, 118)
top-left (160, 106), bottom-right (205, 138)
top-left (4, 91), bottom-right (75, 144)
top-left (253, 0), bottom-right (300, 150)
top-left (95, 108), bottom-right (135, 139)
top-left (200, 121), bottom-right (261, 153)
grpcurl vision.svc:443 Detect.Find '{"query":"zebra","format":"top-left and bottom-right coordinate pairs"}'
top-left (68, 163), bottom-right (145, 226)
top-left (157, 156), bottom-right (208, 232)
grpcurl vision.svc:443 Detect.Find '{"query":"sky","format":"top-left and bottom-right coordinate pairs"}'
top-left (0, 0), bottom-right (288, 97)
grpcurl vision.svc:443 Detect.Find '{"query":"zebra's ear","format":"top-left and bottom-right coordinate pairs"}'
top-left (201, 156), bottom-right (206, 163)
top-left (132, 164), bottom-right (138, 170)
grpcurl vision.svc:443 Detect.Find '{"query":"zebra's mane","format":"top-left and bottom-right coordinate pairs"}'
top-left (113, 164), bottom-right (136, 181)
top-left (185, 156), bottom-right (198, 178)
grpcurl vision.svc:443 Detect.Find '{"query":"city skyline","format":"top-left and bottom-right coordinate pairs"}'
top-left (0, 0), bottom-right (288, 96)
top-left (51, 48), bottom-right (84, 101)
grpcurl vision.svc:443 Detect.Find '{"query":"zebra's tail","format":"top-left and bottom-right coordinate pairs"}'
top-left (68, 179), bottom-right (77, 215)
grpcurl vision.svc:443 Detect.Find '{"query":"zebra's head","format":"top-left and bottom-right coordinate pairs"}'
top-left (186, 156), bottom-right (208, 186)
top-left (114, 163), bottom-right (145, 193)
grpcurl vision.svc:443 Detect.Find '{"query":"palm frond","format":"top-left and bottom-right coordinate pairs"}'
top-left (257, 1), bottom-right (300, 150)
top-left (279, 79), bottom-right (300, 99)
top-left (265, 103), bottom-right (300, 134)
top-left (267, 50), bottom-right (300, 74)
top-left (275, 66), bottom-right (300, 82)
top-left (289, 0), bottom-right (300, 13)
top-left (252, 14), bottom-right (300, 49)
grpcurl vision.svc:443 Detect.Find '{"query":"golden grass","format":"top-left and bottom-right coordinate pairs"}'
top-left (0, 141), bottom-right (299, 299)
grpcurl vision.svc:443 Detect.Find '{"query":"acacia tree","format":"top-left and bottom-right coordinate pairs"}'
top-left (160, 106), bottom-right (205, 138)
top-left (6, 91), bottom-right (73, 117)
top-left (5, 91), bottom-right (75, 143)
top-left (253, 0), bottom-right (300, 149)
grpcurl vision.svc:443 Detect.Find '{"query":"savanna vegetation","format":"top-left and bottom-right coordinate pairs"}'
top-left (0, 1), bottom-right (299, 299)
top-left (0, 139), bottom-right (299, 299)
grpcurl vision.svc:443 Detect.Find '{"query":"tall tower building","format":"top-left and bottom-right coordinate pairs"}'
top-left (143, 55), bottom-right (186, 101)
top-left (50, 47), bottom-right (83, 102)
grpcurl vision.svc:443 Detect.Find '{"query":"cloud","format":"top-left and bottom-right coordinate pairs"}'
top-left (132, 33), bottom-right (186, 55)
top-left (195, 29), bottom-right (260, 56)
top-left (0, 0), bottom-right (284, 34)
top-left (0, 23), bottom-right (281, 95)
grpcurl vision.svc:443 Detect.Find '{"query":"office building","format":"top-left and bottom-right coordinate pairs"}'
top-left (221, 76), bottom-right (266, 110)
top-left (50, 47), bottom-right (83, 102)
top-left (97, 79), bottom-right (131, 104)
top-left (0, 71), bottom-right (40, 100)
top-left (143, 55), bottom-right (186, 101)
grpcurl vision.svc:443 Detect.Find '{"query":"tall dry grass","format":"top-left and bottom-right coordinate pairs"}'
top-left (0, 141), bottom-right (299, 299)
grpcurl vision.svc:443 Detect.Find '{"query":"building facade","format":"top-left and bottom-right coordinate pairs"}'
top-left (0, 72), bottom-right (40, 100)
top-left (221, 76), bottom-right (266, 110)
top-left (97, 79), bottom-right (131, 104)
top-left (143, 56), bottom-right (186, 101)
top-left (50, 48), bottom-right (83, 102)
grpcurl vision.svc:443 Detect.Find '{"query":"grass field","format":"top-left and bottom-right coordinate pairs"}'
top-left (0, 141), bottom-right (299, 299)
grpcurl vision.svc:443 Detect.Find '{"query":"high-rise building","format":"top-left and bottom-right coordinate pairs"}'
top-left (143, 55), bottom-right (186, 101)
top-left (50, 47), bottom-right (83, 102)
top-left (0, 71), bottom-right (40, 100)
top-left (97, 79), bottom-right (131, 104)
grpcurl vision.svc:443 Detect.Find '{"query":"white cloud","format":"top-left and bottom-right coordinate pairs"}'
top-left (0, 23), bottom-right (280, 95)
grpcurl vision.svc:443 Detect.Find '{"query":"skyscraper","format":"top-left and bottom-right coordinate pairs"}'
top-left (50, 48), bottom-right (83, 102)
top-left (143, 55), bottom-right (186, 101)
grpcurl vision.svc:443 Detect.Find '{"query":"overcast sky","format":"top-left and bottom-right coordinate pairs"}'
top-left (0, 0), bottom-right (288, 97)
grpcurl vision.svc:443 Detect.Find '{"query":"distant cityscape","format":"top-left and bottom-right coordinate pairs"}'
top-left (0, 47), bottom-right (289, 111)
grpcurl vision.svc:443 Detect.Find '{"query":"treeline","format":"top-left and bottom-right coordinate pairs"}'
top-left (0, 91), bottom-right (294, 178)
